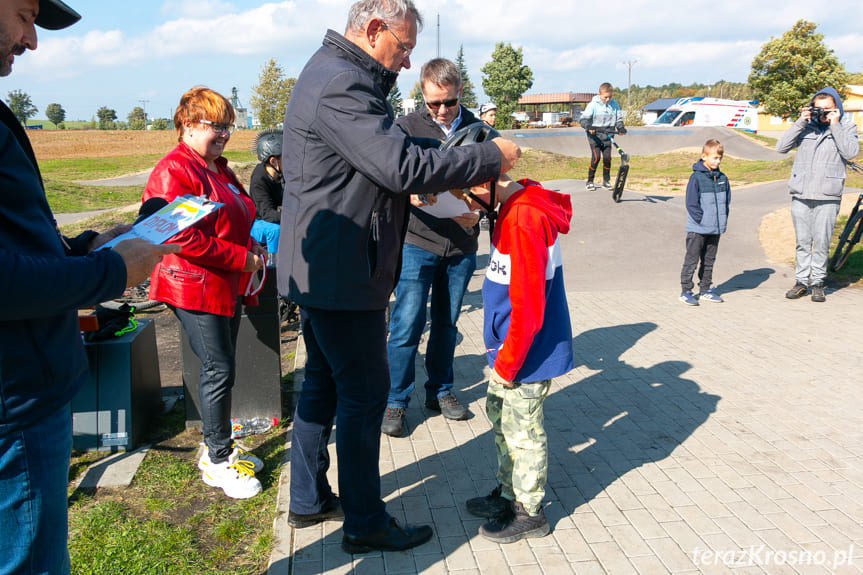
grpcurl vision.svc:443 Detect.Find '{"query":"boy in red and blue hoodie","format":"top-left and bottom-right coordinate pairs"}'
top-left (459, 176), bottom-right (574, 543)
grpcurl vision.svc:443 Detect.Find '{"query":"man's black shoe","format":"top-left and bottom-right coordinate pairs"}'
top-left (341, 518), bottom-right (433, 553)
top-left (381, 407), bottom-right (405, 437)
top-left (288, 496), bottom-right (344, 528)
top-left (479, 501), bottom-right (549, 544)
top-left (425, 393), bottom-right (468, 421)
top-left (466, 485), bottom-right (511, 518)
top-left (811, 283), bottom-right (826, 302)
top-left (785, 282), bottom-right (808, 299)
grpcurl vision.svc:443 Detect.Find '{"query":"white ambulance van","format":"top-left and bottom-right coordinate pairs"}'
top-left (650, 97), bottom-right (758, 132)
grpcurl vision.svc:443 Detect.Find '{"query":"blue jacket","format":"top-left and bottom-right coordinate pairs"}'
top-left (776, 86), bottom-right (859, 201)
top-left (0, 101), bottom-right (126, 435)
top-left (685, 159), bottom-right (729, 235)
top-left (278, 30), bottom-right (501, 310)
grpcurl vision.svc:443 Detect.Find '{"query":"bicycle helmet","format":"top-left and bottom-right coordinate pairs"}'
top-left (439, 122), bottom-right (501, 238)
top-left (253, 128), bottom-right (283, 162)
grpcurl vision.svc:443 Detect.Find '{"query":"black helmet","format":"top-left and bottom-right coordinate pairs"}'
top-left (439, 122), bottom-right (501, 240)
top-left (440, 122), bottom-right (500, 151)
top-left (253, 128), bottom-right (283, 162)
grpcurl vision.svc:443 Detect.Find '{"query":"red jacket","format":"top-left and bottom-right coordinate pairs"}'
top-left (144, 142), bottom-right (256, 316)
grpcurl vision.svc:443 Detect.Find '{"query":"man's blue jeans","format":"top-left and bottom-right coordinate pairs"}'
top-left (173, 303), bottom-right (242, 464)
top-left (386, 244), bottom-right (476, 408)
top-left (290, 307), bottom-right (391, 536)
top-left (0, 404), bottom-right (73, 575)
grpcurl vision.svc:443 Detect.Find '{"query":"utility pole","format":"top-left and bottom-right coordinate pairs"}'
top-left (139, 99), bottom-right (149, 126)
top-left (436, 13), bottom-right (440, 58)
top-left (621, 60), bottom-right (637, 112)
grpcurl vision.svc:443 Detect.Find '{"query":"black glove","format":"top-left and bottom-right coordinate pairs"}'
top-left (617, 125), bottom-right (627, 135)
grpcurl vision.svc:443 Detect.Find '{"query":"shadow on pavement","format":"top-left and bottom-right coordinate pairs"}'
top-left (714, 267), bottom-right (775, 294)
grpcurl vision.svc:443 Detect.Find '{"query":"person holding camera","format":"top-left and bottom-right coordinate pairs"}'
top-left (776, 87), bottom-right (859, 302)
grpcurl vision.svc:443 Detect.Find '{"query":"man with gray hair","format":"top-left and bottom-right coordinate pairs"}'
top-left (382, 58), bottom-right (485, 437)
top-left (278, 0), bottom-right (521, 554)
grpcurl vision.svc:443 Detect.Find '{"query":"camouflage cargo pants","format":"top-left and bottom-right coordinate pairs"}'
top-left (486, 379), bottom-right (551, 515)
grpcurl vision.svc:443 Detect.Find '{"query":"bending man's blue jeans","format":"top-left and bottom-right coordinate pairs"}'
top-left (386, 244), bottom-right (476, 408)
top-left (0, 404), bottom-right (73, 575)
top-left (173, 303), bottom-right (241, 464)
top-left (290, 307), bottom-right (390, 536)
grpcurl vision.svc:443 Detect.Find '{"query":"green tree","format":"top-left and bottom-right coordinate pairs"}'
top-left (150, 118), bottom-right (169, 130)
top-left (45, 103), bottom-right (66, 127)
top-left (410, 81), bottom-right (423, 108)
top-left (7, 90), bottom-right (38, 126)
top-left (127, 106), bottom-right (146, 130)
top-left (250, 58), bottom-right (296, 128)
top-left (481, 42), bottom-right (534, 129)
top-left (388, 83), bottom-right (404, 116)
top-left (748, 20), bottom-right (848, 119)
top-left (96, 106), bottom-right (117, 130)
top-left (455, 45), bottom-right (477, 108)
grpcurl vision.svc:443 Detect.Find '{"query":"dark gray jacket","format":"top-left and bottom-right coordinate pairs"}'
top-left (776, 86), bottom-right (859, 201)
top-left (395, 106), bottom-right (482, 257)
top-left (278, 30), bottom-right (500, 310)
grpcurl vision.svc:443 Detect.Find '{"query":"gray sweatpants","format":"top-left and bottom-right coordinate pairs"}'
top-left (790, 197), bottom-right (841, 285)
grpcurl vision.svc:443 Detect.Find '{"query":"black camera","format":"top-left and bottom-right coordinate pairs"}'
top-left (809, 107), bottom-right (829, 122)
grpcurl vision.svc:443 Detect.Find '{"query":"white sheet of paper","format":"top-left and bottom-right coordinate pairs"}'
top-left (98, 195), bottom-right (223, 250)
top-left (418, 191), bottom-right (472, 219)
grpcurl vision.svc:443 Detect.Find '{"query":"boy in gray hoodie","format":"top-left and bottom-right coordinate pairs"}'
top-left (777, 87), bottom-right (859, 302)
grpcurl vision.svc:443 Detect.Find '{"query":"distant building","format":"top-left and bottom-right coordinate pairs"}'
top-left (516, 92), bottom-right (594, 123)
top-left (641, 98), bottom-right (679, 124)
top-left (229, 87), bottom-right (250, 129)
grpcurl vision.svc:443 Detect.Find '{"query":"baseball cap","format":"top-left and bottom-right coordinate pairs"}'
top-left (478, 103), bottom-right (497, 115)
top-left (36, 0), bottom-right (82, 30)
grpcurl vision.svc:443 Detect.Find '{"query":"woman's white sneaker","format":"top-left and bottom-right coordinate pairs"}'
top-left (200, 449), bottom-right (262, 499)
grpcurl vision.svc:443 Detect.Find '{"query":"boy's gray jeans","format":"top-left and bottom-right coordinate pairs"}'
top-left (790, 197), bottom-right (841, 285)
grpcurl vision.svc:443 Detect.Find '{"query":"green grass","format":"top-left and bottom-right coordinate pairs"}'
top-left (68, 400), bottom-right (287, 575)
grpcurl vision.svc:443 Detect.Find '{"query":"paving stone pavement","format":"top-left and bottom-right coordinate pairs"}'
top-left (268, 182), bottom-right (863, 575)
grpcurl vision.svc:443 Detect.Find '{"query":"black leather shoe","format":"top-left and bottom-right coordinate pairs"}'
top-left (288, 497), bottom-right (344, 528)
top-left (381, 407), bottom-right (406, 437)
top-left (425, 393), bottom-right (468, 421)
top-left (341, 518), bottom-right (433, 553)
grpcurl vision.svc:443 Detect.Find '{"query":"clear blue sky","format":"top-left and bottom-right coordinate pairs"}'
top-left (6, 0), bottom-right (862, 122)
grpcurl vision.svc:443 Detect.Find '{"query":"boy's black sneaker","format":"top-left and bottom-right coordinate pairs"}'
top-left (479, 501), bottom-right (550, 544)
top-left (585, 181), bottom-right (596, 191)
top-left (785, 282), bottom-right (808, 299)
top-left (811, 283), bottom-right (826, 302)
top-left (602, 180), bottom-right (612, 189)
top-left (466, 485), bottom-right (511, 518)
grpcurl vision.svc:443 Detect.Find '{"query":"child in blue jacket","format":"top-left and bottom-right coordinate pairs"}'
top-left (679, 139), bottom-right (730, 306)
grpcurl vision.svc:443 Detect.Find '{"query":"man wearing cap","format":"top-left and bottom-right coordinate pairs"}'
top-left (0, 2), bottom-right (178, 572)
top-left (479, 102), bottom-right (497, 127)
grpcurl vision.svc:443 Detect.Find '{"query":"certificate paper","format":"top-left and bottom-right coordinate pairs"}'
top-left (418, 191), bottom-right (473, 219)
top-left (99, 195), bottom-right (223, 250)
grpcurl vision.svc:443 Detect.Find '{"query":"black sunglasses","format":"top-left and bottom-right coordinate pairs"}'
top-left (425, 98), bottom-right (459, 110)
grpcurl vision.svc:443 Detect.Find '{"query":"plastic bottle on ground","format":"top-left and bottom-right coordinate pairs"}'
top-left (230, 417), bottom-right (278, 439)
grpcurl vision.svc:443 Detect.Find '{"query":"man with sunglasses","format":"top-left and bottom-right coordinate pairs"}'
top-left (278, 0), bottom-right (521, 555)
top-left (381, 58), bottom-right (484, 437)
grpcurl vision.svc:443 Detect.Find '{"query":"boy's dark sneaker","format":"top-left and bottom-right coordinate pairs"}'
top-left (381, 407), bottom-right (406, 437)
top-left (811, 283), bottom-right (826, 302)
top-left (466, 485), bottom-right (511, 518)
top-left (585, 181), bottom-right (596, 191)
top-left (288, 496), bottom-right (344, 528)
top-left (425, 393), bottom-right (468, 420)
top-left (479, 501), bottom-right (550, 544)
top-left (602, 180), bottom-right (612, 189)
top-left (785, 282), bottom-right (809, 299)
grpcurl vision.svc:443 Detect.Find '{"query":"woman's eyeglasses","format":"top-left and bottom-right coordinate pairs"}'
top-left (200, 120), bottom-right (234, 135)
